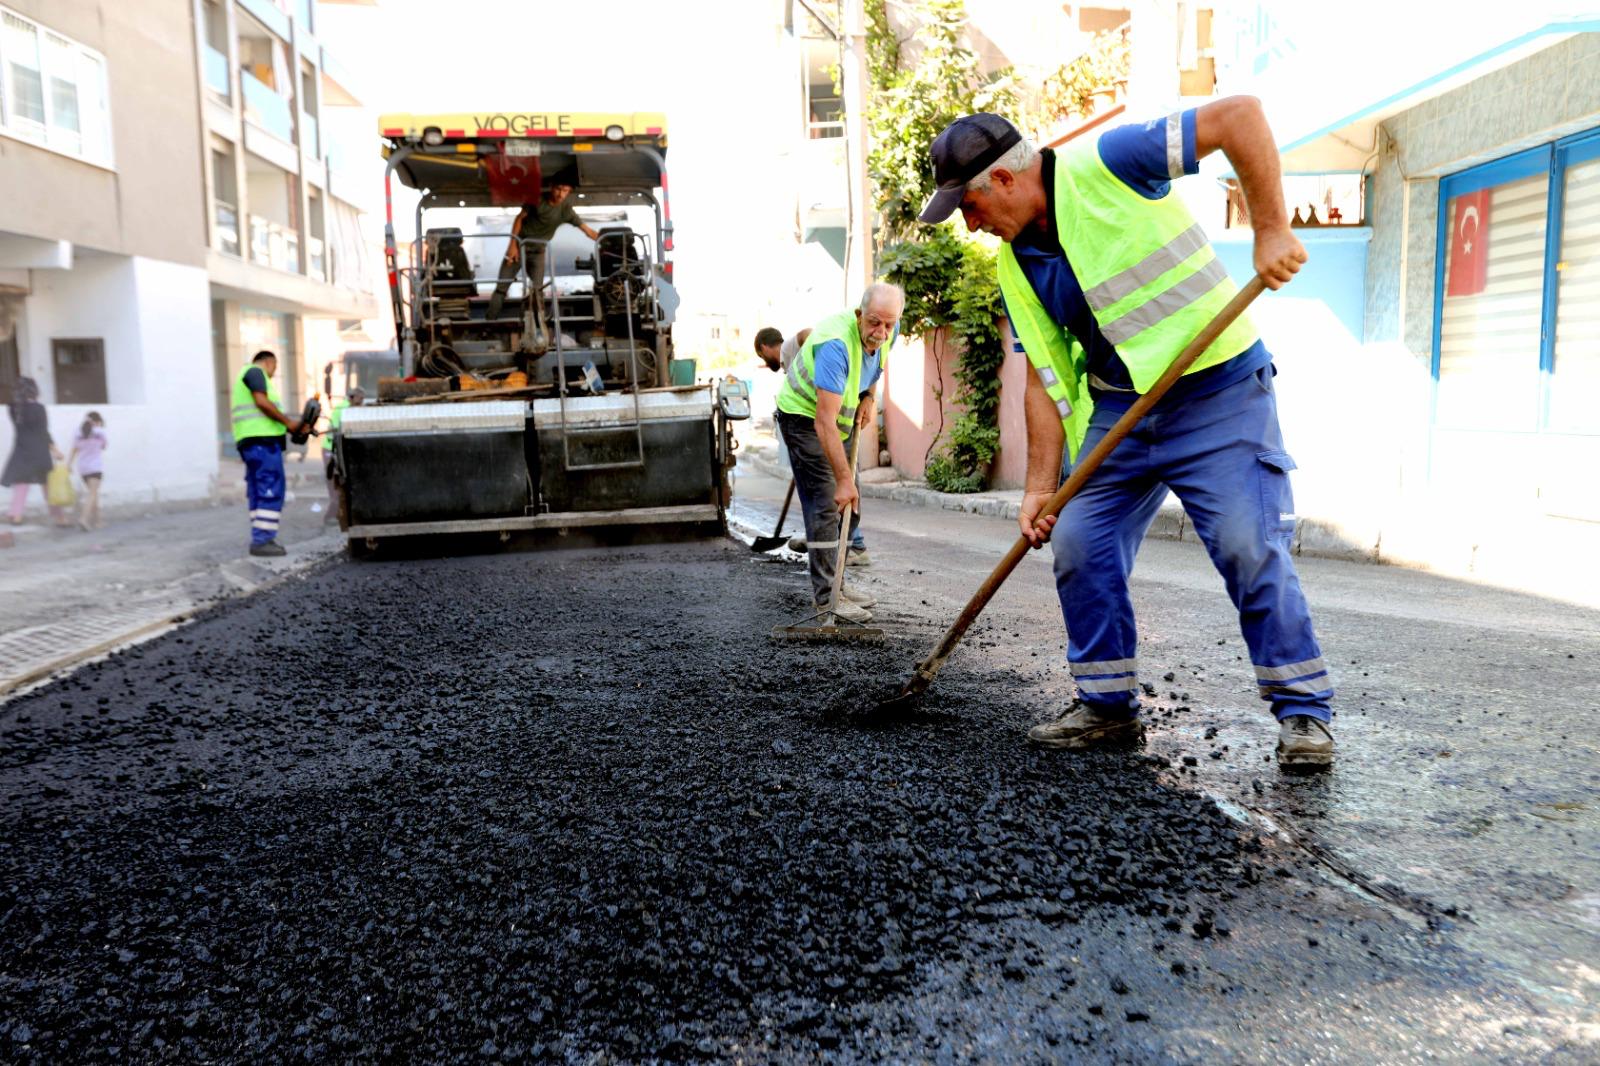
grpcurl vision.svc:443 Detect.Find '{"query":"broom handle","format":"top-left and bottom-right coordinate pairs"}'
top-left (912, 276), bottom-right (1268, 679)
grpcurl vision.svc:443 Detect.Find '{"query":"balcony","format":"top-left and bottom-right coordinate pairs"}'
top-left (204, 45), bottom-right (230, 99)
top-left (300, 110), bottom-right (318, 157)
top-left (799, 134), bottom-right (848, 223)
top-left (307, 235), bottom-right (325, 282)
top-left (215, 200), bottom-right (240, 256)
top-left (241, 70), bottom-right (293, 142)
top-left (250, 215), bottom-right (300, 274)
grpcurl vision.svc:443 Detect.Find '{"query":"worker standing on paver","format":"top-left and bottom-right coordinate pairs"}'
top-left (485, 182), bottom-right (603, 323)
top-left (231, 350), bottom-right (305, 558)
top-left (323, 386), bottom-right (363, 526)
top-left (919, 99), bottom-right (1335, 770)
top-left (775, 285), bottom-right (902, 623)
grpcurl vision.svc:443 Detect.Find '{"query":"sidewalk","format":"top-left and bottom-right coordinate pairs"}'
top-left (0, 476), bottom-right (344, 698)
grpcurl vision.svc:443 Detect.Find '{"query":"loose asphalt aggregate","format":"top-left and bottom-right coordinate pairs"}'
top-left (0, 536), bottom-right (1581, 1062)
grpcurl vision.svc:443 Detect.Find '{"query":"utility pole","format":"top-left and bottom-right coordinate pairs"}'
top-left (841, 0), bottom-right (873, 305)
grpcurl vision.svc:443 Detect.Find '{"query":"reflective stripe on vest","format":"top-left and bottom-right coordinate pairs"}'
top-left (775, 308), bottom-right (865, 438)
top-left (231, 366), bottom-right (282, 443)
top-left (1052, 135), bottom-right (1257, 384)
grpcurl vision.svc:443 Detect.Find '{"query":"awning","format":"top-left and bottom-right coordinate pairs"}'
top-left (1207, 4), bottom-right (1600, 173)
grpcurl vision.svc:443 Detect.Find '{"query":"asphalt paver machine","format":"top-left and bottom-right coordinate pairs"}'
top-left (336, 111), bottom-right (747, 549)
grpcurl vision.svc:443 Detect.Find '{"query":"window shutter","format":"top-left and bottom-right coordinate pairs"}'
top-left (1437, 172), bottom-right (1548, 430)
top-left (1550, 155), bottom-right (1600, 434)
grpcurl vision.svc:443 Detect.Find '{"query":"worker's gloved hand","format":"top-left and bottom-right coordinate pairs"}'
top-left (1253, 226), bottom-right (1307, 290)
top-left (1019, 490), bottom-right (1057, 549)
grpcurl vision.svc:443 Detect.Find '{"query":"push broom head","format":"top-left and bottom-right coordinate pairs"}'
top-left (770, 607), bottom-right (885, 645)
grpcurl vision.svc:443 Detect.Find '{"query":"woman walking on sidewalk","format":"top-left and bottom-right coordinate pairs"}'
top-left (68, 411), bottom-right (107, 530)
top-left (2, 377), bottom-right (66, 527)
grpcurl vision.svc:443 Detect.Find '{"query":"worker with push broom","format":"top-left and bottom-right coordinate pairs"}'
top-left (774, 284), bottom-right (903, 626)
top-left (918, 98), bottom-right (1334, 770)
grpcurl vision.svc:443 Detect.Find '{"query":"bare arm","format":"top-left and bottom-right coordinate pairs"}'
top-left (506, 209), bottom-right (526, 261)
top-left (1017, 369), bottom-right (1065, 548)
top-left (812, 390), bottom-right (859, 513)
top-left (578, 222), bottom-right (601, 241)
top-left (1194, 95), bottom-right (1305, 289)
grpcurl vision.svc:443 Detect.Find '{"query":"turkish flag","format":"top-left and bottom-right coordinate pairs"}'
top-left (1446, 188), bottom-right (1491, 297)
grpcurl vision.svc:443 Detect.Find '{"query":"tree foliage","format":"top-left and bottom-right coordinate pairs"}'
top-left (866, 0), bottom-right (1015, 491)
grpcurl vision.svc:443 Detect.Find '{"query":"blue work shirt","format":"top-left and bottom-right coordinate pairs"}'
top-left (1008, 109), bottom-right (1271, 409)
top-left (811, 330), bottom-right (892, 398)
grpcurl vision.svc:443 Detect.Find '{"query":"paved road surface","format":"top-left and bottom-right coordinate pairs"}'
top-left (0, 470), bottom-right (1593, 1062)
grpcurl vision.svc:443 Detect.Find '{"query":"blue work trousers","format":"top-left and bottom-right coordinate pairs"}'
top-left (1051, 366), bottom-right (1333, 722)
top-left (240, 442), bottom-right (286, 546)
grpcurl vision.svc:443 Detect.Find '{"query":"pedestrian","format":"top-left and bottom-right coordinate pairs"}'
top-left (323, 386), bottom-right (364, 525)
top-left (774, 283), bottom-right (902, 622)
top-left (485, 182), bottom-right (603, 323)
top-left (919, 99), bottom-right (1334, 770)
top-left (2, 376), bottom-right (67, 527)
top-left (231, 350), bottom-right (306, 557)
top-left (67, 411), bottom-right (107, 531)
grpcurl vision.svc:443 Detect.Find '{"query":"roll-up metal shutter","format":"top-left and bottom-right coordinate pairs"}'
top-left (1550, 155), bottom-right (1600, 434)
top-left (1437, 172), bottom-right (1548, 430)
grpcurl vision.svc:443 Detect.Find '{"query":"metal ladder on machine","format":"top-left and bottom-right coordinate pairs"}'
top-left (540, 239), bottom-right (646, 474)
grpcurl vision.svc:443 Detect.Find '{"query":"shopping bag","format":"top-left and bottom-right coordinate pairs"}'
top-left (47, 464), bottom-right (76, 508)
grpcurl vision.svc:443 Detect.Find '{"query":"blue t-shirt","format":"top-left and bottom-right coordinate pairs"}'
top-left (811, 335), bottom-right (889, 397)
top-left (1007, 109), bottom-right (1270, 409)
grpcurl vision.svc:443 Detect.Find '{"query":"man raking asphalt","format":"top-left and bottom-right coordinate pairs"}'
top-left (915, 97), bottom-right (1335, 771)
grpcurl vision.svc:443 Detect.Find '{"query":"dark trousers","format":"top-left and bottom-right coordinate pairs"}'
top-left (485, 246), bottom-right (547, 321)
top-left (777, 412), bottom-right (860, 603)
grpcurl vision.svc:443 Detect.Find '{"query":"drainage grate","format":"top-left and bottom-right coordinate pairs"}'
top-left (0, 596), bottom-right (194, 696)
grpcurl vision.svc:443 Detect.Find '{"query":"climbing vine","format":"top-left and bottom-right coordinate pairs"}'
top-left (865, 0), bottom-right (1016, 491)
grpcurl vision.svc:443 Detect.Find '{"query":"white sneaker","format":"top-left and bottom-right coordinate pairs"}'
top-left (817, 596), bottom-right (873, 624)
top-left (839, 583), bottom-right (876, 608)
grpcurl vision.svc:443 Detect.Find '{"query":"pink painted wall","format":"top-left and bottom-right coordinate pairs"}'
top-left (993, 320), bottom-right (1030, 490)
top-left (882, 322), bottom-right (1032, 490)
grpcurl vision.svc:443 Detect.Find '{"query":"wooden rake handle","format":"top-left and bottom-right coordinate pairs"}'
top-left (906, 275), bottom-right (1269, 690)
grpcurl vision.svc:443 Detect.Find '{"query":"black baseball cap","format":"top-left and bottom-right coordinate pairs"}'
top-left (919, 113), bottom-right (1023, 223)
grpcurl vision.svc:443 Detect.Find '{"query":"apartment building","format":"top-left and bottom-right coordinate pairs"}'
top-left (195, 0), bottom-right (377, 456)
top-left (0, 0), bottom-right (376, 508)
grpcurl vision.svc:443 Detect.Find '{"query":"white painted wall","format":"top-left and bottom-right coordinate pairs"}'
top-left (0, 255), bottom-right (219, 505)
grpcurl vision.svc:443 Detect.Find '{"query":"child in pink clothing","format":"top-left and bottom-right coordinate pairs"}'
top-left (68, 412), bottom-right (107, 531)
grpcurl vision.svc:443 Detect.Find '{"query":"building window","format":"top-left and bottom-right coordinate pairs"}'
top-left (51, 338), bottom-right (107, 404)
top-left (0, 293), bottom-right (21, 406)
top-left (0, 7), bottom-right (112, 166)
top-left (1434, 128), bottom-right (1600, 439)
top-left (212, 142), bottom-right (240, 256)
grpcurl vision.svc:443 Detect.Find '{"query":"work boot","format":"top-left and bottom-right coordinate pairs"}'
top-left (249, 540), bottom-right (287, 558)
top-left (1276, 715), bottom-right (1334, 771)
top-left (817, 596), bottom-right (873, 624)
top-left (839, 582), bottom-right (876, 608)
top-left (787, 535), bottom-right (807, 553)
top-left (846, 547), bottom-right (872, 567)
top-left (1027, 702), bottom-right (1143, 750)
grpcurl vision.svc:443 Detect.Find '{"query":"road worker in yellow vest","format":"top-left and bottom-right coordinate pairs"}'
top-left (774, 284), bottom-right (903, 622)
top-left (231, 350), bottom-right (306, 558)
top-left (323, 386), bottom-right (364, 526)
top-left (919, 99), bottom-right (1335, 770)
